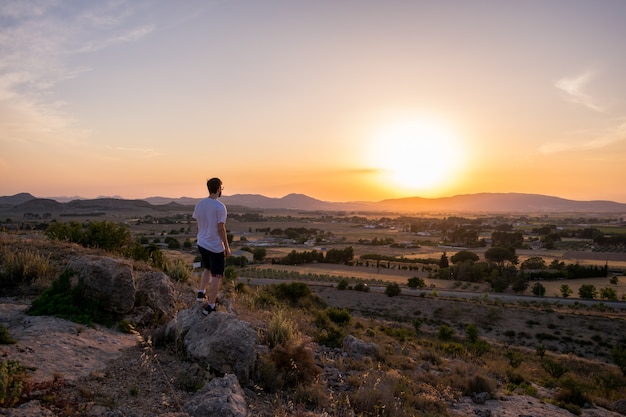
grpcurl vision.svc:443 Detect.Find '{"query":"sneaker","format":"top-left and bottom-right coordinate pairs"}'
top-left (202, 304), bottom-right (216, 316)
top-left (196, 291), bottom-right (206, 302)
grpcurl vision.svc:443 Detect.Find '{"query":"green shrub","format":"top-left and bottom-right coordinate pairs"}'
top-left (274, 282), bottom-right (312, 303)
top-left (437, 324), bottom-right (455, 341)
top-left (0, 360), bottom-right (27, 407)
top-left (314, 325), bottom-right (345, 348)
top-left (337, 278), bottom-right (349, 290)
top-left (28, 269), bottom-right (113, 326)
top-left (465, 323), bottom-right (479, 343)
top-left (325, 307), bottom-right (351, 326)
top-left (0, 326), bottom-right (16, 345)
top-left (505, 350), bottom-right (523, 369)
top-left (166, 258), bottom-right (191, 282)
top-left (353, 282), bottom-right (370, 292)
top-left (384, 282), bottom-right (401, 297)
top-left (554, 377), bottom-right (590, 408)
top-left (542, 358), bottom-right (568, 380)
top-left (611, 344), bottom-right (626, 376)
top-left (46, 220), bottom-right (132, 253)
top-left (266, 309), bottom-right (300, 348)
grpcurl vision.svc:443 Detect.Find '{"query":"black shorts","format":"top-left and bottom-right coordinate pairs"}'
top-left (198, 246), bottom-right (225, 276)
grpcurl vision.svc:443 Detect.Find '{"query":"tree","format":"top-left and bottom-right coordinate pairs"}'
top-left (560, 284), bottom-right (572, 298)
top-left (600, 287), bottom-right (618, 300)
top-left (407, 277), bottom-right (426, 288)
top-left (450, 250), bottom-right (479, 264)
top-left (485, 246), bottom-right (518, 266)
top-left (520, 256), bottom-right (547, 270)
top-left (531, 282), bottom-right (546, 297)
top-left (439, 252), bottom-right (449, 268)
top-left (511, 277), bottom-right (529, 293)
top-left (491, 231), bottom-right (524, 248)
top-left (253, 248), bottom-right (267, 262)
top-left (578, 284), bottom-right (597, 299)
top-left (550, 259), bottom-right (566, 270)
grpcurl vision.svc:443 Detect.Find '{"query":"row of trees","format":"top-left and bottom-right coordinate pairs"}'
top-left (435, 247), bottom-right (610, 293)
top-left (276, 247), bottom-right (354, 265)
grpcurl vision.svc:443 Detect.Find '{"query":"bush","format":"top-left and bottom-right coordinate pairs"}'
top-left (314, 325), bottom-right (345, 348)
top-left (274, 282), bottom-right (312, 303)
top-left (610, 344), bottom-right (626, 376)
top-left (542, 358), bottom-right (568, 380)
top-left (463, 374), bottom-right (495, 396)
top-left (0, 247), bottom-right (53, 292)
top-left (407, 277), bottom-right (425, 288)
top-left (385, 282), bottom-right (401, 297)
top-left (0, 326), bottom-right (16, 345)
top-left (28, 269), bottom-right (113, 326)
top-left (437, 324), bottom-right (455, 341)
top-left (554, 377), bottom-right (590, 408)
top-left (266, 309), bottom-right (300, 348)
top-left (337, 278), bottom-right (349, 290)
top-left (261, 342), bottom-right (321, 391)
top-left (46, 220), bottom-right (131, 253)
top-left (0, 360), bottom-right (27, 407)
top-left (354, 282), bottom-right (370, 292)
top-left (165, 258), bottom-right (191, 282)
top-left (325, 308), bottom-right (352, 326)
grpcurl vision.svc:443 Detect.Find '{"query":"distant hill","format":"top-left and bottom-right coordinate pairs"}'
top-left (374, 193), bottom-right (626, 214)
top-left (146, 192), bottom-right (626, 214)
top-left (0, 192), bottom-right (36, 207)
top-left (2, 192), bottom-right (626, 214)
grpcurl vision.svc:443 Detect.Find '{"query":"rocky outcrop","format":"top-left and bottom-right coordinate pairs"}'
top-left (342, 334), bottom-right (379, 359)
top-left (64, 254), bottom-right (178, 324)
top-left (66, 255), bottom-right (136, 314)
top-left (134, 270), bottom-right (177, 323)
top-left (612, 399), bottom-right (626, 416)
top-left (184, 374), bottom-right (248, 417)
top-left (166, 304), bottom-right (258, 386)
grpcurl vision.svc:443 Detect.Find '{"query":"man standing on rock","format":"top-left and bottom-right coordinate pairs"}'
top-left (193, 177), bottom-right (231, 315)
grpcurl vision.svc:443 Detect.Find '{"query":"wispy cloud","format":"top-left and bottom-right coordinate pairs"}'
top-left (539, 120), bottom-right (626, 155)
top-left (0, 1), bottom-right (153, 145)
top-left (555, 71), bottom-right (604, 112)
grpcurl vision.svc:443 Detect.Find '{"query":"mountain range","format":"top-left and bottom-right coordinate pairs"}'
top-left (1, 192), bottom-right (626, 214)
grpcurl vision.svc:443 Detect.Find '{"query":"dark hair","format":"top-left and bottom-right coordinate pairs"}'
top-left (207, 177), bottom-right (222, 194)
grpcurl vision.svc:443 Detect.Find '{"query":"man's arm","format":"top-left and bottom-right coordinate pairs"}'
top-left (218, 222), bottom-right (231, 256)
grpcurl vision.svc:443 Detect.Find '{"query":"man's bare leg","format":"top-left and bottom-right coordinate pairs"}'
top-left (197, 269), bottom-right (211, 301)
top-left (207, 274), bottom-right (222, 306)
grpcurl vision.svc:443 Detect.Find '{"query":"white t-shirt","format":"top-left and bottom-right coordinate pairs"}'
top-left (192, 197), bottom-right (227, 252)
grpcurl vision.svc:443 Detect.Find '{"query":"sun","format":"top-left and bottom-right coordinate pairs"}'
top-left (366, 118), bottom-right (464, 195)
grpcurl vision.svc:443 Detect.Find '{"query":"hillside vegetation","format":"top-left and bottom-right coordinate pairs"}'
top-left (2, 231), bottom-right (626, 416)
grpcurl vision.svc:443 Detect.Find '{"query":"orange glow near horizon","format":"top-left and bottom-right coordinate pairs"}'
top-left (362, 116), bottom-right (469, 199)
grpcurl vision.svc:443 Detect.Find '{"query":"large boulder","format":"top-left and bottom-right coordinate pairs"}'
top-left (134, 270), bottom-right (177, 323)
top-left (164, 303), bottom-right (203, 340)
top-left (175, 306), bottom-right (258, 386)
top-left (183, 374), bottom-right (248, 417)
top-left (612, 399), bottom-right (626, 415)
top-left (342, 334), bottom-right (380, 359)
top-left (66, 255), bottom-right (136, 314)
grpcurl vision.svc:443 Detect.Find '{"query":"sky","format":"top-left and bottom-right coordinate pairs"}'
top-left (2, 0), bottom-right (626, 203)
